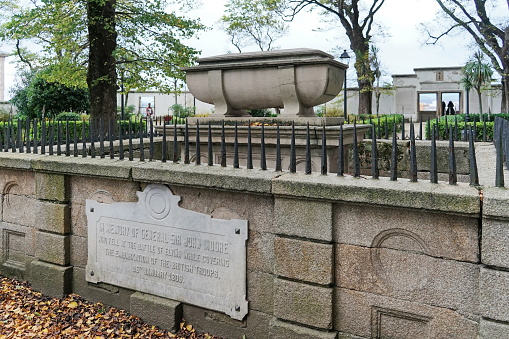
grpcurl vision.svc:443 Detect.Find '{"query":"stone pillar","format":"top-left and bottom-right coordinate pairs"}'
top-left (29, 173), bottom-right (72, 297)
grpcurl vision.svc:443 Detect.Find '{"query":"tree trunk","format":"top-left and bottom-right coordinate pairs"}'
top-left (476, 87), bottom-right (483, 115)
top-left (87, 0), bottom-right (117, 122)
top-left (501, 28), bottom-right (509, 113)
top-left (376, 92), bottom-right (381, 115)
top-left (353, 53), bottom-right (373, 116)
top-left (349, 35), bottom-right (373, 116)
top-left (358, 82), bottom-right (373, 116)
top-left (502, 71), bottom-right (509, 113)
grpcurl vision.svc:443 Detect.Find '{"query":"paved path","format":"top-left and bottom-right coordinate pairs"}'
top-left (475, 142), bottom-right (509, 188)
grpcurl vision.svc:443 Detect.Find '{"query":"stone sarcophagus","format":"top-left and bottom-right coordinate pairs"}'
top-left (181, 49), bottom-right (347, 117)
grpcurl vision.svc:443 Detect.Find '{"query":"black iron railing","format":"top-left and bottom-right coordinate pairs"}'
top-left (494, 117), bottom-right (509, 187)
top-left (0, 116), bottom-right (503, 187)
top-left (350, 114), bottom-right (494, 142)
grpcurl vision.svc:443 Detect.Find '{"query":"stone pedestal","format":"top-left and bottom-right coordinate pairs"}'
top-left (182, 49), bottom-right (347, 117)
top-left (161, 122), bottom-right (368, 173)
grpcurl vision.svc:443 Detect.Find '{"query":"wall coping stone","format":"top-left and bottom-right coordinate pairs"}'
top-left (0, 152), bottom-right (43, 170)
top-left (0, 153), bottom-right (481, 216)
top-left (32, 156), bottom-right (134, 179)
top-left (132, 161), bottom-right (276, 194)
top-left (482, 187), bottom-right (509, 219)
top-left (272, 172), bottom-right (480, 216)
top-left (474, 143), bottom-right (509, 219)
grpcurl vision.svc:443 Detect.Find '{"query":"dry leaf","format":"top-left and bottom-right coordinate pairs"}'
top-left (67, 301), bottom-right (79, 309)
top-left (0, 275), bottom-right (222, 339)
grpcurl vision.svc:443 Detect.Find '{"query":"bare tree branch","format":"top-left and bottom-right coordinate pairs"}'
top-left (281, 0), bottom-right (387, 115)
top-left (430, 0), bottom-right (503, 74)
top-left (430, 0), bottom-right (508, 111)
top-left (15, 40), bottom-right (33, 70)
top-left (425, 23), bottom-right (466, 45)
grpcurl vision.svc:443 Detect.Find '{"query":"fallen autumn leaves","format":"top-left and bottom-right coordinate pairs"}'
top-left (0, 275), bottom-right (223, 338)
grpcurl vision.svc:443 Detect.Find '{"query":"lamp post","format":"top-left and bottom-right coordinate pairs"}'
top-left (339, 50), bottom-right (350, 120)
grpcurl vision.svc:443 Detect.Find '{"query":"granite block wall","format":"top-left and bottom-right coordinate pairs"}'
top-left (0, 152), bottom-right (503, 338)
top-left (480, 187), bottom-right (509, 337)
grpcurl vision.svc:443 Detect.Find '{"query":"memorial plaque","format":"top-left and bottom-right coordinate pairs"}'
top-left (86, 184), bottom-right (248, 320)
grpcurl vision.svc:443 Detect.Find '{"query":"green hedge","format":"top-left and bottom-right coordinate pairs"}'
top-left (352, 113), bottom-right (505, 141)
top-left (356, 114), bottom-right (404, 137)
top-left (0, 119), bottom-right (148, 144)
top-left (424, 114), bottom-right (505, 140)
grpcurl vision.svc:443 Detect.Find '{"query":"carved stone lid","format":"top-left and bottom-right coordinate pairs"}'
top-left (182, 48), bottom-right (347, 71)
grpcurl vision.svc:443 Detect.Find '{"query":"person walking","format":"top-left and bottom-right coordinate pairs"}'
top-left (146, 103), bottom-right (154, 119)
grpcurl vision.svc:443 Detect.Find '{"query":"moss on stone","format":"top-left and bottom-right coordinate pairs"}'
top-left (36, 173), bottom-right (67, 202)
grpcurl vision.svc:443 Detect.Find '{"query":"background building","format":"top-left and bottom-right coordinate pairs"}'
top-left (0, 52), bottom-right (8, 102)
top-left (116, 90), bottom-right (214, 117)
top-left (2, 64), bottom-right (502, 119)
top-left (342, 67), bottom-right (503, 119)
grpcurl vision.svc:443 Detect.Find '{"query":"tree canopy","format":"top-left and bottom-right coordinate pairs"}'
top-left (11, 68), bottom-right (89, 119)
top-left (462, 51), bottom-right (494, 115)
top-left (1, 0), bottom-right (205, 118)
top-left (221, 0), bottom-right (288, 52)
top-left (3, 0), bottom-right (92, 86)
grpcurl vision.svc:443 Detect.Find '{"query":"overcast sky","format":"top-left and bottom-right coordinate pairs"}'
top-left (2, 0), bottom-right (477, 99)
top-left (188, 0), bottom-right (476, 75)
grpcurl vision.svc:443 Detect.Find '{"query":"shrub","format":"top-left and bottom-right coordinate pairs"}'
top-left (248, 108), bottom-right (272, 117)
top-left (425, 113), bottom-right (500, 140)
top-left (316, 105), bottom-right (343, 117)
top-left (316, 97), bottom-right (344, 117)
top-left (356, 114), bottom-right (404, 135)
top-left (0, 118), bottom-right (147, 145)
top-left (55, 112), bottom-right (82, 121)
top-left (10, 69), bottom-right (89, 119)
top-left (161, 115), bottom-right (186, 124)
top-left (171, 104), bottom-right (195, 118)
top-left (0, 111), bottom-right (10, 122)
top-left (173, 117), bottom-right (186, 124)
top-left (127, 114), bottom-right (138, 122)
top-left (117, 105), bottom-right (136, 115)
top-left (126, 105), bottom-right (135, 115)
